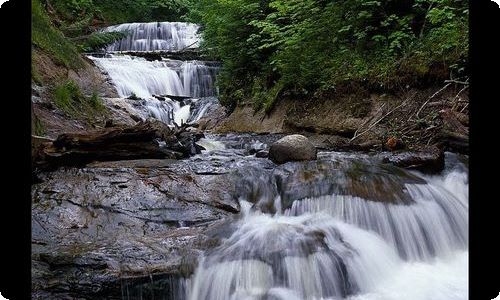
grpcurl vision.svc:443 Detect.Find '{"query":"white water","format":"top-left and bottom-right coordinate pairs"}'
top-left (103, 22), bottom-right (200, 52)
top-left (196, 138), bottom-right (226, 152)
top-left (90, 55), bottom-right (218, 126)
top-left (90, 55), bottom-right (217, 99)
top-left (92, 21), bottom-right (468, 299)
top-left (186, 157), bottom-right (468, 300)
top-left (90, 21), bottom-right (219, 126)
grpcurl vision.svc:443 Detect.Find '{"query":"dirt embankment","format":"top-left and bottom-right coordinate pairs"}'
top-left (32, 49), bottom-right (119, 139)
top-left (215, 83), bottom-right (469, 154)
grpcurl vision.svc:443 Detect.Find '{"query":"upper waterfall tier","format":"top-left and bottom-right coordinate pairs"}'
top-left (103, 22), bottom-right (201, 52)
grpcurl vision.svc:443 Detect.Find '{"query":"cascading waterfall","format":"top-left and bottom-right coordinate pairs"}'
top-left (181, 61), bottom-right (218, 98)
top-left (90, 55), bottom-right (218, 99)
top-left (103, 22), bottom-right (200, 52)
top-left (90, 22), bottom-right (218, 126)
top-left (89, 20), bottom-right (468, 300)
top-left (185, 152), bottom-right (468, 300)
top-left (91, 55), bottom-right (185, 99)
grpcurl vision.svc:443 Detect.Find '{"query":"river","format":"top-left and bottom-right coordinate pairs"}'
top-left (32, 21), bottom-right (468, 300)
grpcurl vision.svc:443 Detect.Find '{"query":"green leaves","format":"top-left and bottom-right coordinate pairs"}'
top-left (192, 0), bottom-right (468, 109)
top-left (77, 31), bottom-right (128, 52)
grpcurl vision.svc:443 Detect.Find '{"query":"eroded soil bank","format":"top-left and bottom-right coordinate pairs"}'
top-left (215, 84), bottom-right (468, 154)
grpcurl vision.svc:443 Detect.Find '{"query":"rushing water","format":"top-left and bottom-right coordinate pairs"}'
top-left (183, 149), bottom-right (468, 300)
top-left (91, 21), bottom-right (468, 300)
top-left (103, 22), bottom-right (200, 52)
top-left (90, 55), bottom-right (217, 99)
top-left (91, 22), bottom-right (218, 126)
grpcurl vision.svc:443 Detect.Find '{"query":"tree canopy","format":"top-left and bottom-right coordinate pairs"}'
top-left (190, 0), bottom-right (468, 110)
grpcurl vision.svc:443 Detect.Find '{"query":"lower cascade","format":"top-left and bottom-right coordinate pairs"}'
top-left (182, 152), bottom-right (468, 300)
top-left (113, 150), bottom-right (467, 300)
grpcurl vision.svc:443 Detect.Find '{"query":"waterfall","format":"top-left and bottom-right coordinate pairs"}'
top-left (89, 22), bottom-right (219, 126)
top-left (90, 55), bottom-right (218, 99)
top-left (103, 22), bottom-right (200, 52)
top-left (181, 61), bottom-right (218, 98)
top-left (90, 55), bottom-right (185, 99)
top-left (185, 153), bottom-right (468, 300)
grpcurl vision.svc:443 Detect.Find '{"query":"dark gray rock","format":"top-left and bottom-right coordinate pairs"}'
top-left (31, 162), bottom-right (241, 299)
top-left (268, 134), bottom-right (317, 164)
top-left (381, 146), bottom-right (445, 173)
top-left (255, 150), bottom-right (269, 158)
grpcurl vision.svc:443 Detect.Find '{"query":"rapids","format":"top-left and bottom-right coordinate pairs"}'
top-left (183, 149), bottom-right (468, 300)
top-left (86, 21), bottom-right (468, 299)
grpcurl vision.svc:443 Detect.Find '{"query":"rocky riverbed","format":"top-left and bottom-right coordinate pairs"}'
top-left (31, 130), bottom-right (466, 299)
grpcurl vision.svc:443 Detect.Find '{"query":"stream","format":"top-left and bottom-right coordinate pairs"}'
top-left (31, 21), bottom-right (468, 300)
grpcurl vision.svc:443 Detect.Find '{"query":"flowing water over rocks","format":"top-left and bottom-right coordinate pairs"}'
top-left (32, 132), bottom-right (468, 299)
top-left (103, 22), bottom-right (201, 52)
top-left (32, 21), bottom-right (468, 300)
top-left (90, 22), bottom-right (219, 127)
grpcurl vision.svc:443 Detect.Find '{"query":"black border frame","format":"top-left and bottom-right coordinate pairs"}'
top-left (0, 0), bottom-right (498, 298)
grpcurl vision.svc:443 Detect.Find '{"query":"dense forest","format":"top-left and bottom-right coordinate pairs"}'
top-left (33, 0), bottom-right (468, 109)
top-left (190, 0), bottom-right (468, 110)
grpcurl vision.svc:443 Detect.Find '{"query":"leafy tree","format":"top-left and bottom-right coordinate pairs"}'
top-left (190, 0), bottom-right (468, 109)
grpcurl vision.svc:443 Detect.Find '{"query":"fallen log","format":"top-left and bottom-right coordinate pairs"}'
top-left (33, 120), bottom-right (204, 170)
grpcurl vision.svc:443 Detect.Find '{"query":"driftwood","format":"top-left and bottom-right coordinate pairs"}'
top-left (33, 120), bottom-right (204, 170)
top-left (415, 83), bottom-right (452, 119)
top-left (153, 94), bottom-right (192, 102)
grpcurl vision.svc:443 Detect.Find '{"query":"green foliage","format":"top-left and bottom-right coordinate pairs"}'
top-left (53, 80), bottom-right (83, 113)
top-left (191, 0), bottom-right (468, 109)
top-left (32, 62), bottom-right (43, 85)
top-left (89, 91), bottom-right (106, 111)
top-left (33, 117), bottom-right (47, 136)
top-left (49, 0), bottom-right (192, 27)
top-left (32, 0), bottom-right (84, 70)
top-left (77, 31), bottom-right (128, 52)
top-left (53, 80), bottom-right (105, 117)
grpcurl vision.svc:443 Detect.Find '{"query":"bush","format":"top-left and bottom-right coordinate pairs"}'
top-left (77, 31), bottom-right (128, 52)
top-left (53, 80), bottom-right (105, 116)
top-left (190, 0), bottom-right (468, 108)
top-left (32, 0), bottom-right (84, 70)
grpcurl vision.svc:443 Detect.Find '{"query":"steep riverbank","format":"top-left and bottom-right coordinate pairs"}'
top-left (215, 84), bottom-right (469, 154)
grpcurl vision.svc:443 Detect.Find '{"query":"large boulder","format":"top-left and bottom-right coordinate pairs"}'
top-left (269, 134), bottom-right (317, 164)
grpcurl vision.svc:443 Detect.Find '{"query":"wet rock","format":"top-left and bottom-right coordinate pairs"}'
top-left (269, 134), bottom-right (317, 164)
top-left (274, 158), bottom-right (423, 209)
top-left (127, 94), bottom-right (142, 100)
top-left (192, 99), bottom-right (227, 131)
top-left (247, 140), bottom-right (267, 155)
top-left (381, 146), bottom-right (445, 173)
top-left (255, 150), bottom-right (269, 158)
top-left (31, 162), bottom-right (241, 298)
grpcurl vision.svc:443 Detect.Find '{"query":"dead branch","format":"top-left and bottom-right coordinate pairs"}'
top-left (351, 103), bottom-right (386, 141)
top-left (445, 79), bottom-right (469, 85)
top-left (415, 83), bottom-right (452, 119)
top-left (459, 103), bottom-right (469, 113)
top-left (350, 93), bottom-right (416, 143)
top-left (32, 135), bottom-right (56, 142)
top-left (451, 85), bottom-right (469, 111)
